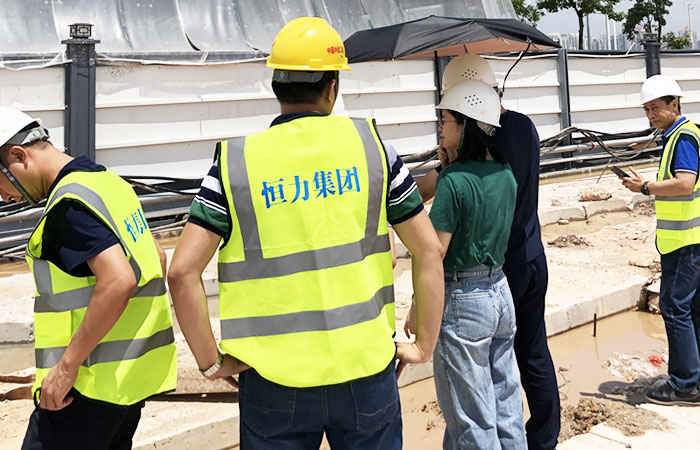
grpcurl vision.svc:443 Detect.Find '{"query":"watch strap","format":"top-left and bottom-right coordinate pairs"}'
top-left (200, 351), bottom-right (224, 377)
top-left (641, 181), bottom-right (650, 195)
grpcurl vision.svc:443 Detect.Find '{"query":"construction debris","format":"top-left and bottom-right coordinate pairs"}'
top-left (547, 235), bottom-right (590, 248)
top-left (0, 382), bottom-right (31, 400)
top-left (635, 202), bottom-right (655, 217)
top-left (559, 397), bottom-right (668, 442)
top-left (639, 273), bottom-right (662, 313)
top-left (578, 186), bottom-right (612, 202)
top-left (603, 352), bottom-right (663, 382)
top-left (0, 368), bottom-right (34, 384)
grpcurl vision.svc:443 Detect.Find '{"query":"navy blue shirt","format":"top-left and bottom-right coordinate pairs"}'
top-left (491, 110), bottom-right (545, 265)
top-left (41, 157), bottom-right (120, 277)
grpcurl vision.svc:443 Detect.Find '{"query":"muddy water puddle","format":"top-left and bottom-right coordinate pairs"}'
top-left (549, 310), bottom-right (667, 405)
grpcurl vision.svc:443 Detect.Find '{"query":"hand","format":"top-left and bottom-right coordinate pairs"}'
top-left (621, 167), bottom-right (645, 193)
top-left (437, 147), bottom-right (449, 168)
top-left (207, 354), bottom-right (250, 388)
top-left (395, 341), bottom-right (431, 380)
top-left (39, 361), bottom-right (78, 410)
top-left (628, 142), bottom-right (646, 151)
top-left (404, 297), bottom-right (416, 338)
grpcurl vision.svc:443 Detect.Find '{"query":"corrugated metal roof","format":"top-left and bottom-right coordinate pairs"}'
top-left (0, 0), bottom-right (515, 58)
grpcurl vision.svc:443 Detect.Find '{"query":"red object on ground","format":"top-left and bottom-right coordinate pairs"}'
top-left (649, 355), bottom-right (664, 367)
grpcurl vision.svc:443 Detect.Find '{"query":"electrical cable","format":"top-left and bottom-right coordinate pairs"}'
top-left (501, 40), bottom-right (532, 95)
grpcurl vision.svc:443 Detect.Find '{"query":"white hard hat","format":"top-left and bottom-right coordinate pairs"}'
top-left (0, 107), bottom-right (43, 148)
top-left (436, 79), bottom-right (501, 128)
top-left (640, 74), bottom-right (683, 105)
top-left (442, 54), bottom-right (497, 94)
top-left (0, 107), bottom-right (46, 206)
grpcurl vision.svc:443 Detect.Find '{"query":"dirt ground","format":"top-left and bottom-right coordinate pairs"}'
top-left (0, 202), bottom-right (669, 448)
top-left (541, 205), bottom-right (659, 314)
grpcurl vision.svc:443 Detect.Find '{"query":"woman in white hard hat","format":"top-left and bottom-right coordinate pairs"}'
top-left (420, 79), bottom-right (527, 449)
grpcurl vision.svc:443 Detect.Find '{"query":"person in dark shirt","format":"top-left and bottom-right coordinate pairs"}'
top-left (417, 54), bottom-right (560, 450)
top-left (0, 107), bottom-right (170, 450)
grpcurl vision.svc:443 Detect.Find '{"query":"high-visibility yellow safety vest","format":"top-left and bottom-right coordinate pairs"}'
top-left (656, 119), bottom-right (700, 254)
top-left (27, 169), bottom-right (177, 406)
top-left (217, 115), bottom-right (395, 388)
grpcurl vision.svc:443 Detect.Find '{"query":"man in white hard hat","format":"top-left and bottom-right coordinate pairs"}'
top-left (0, 107), bottom-right (176, 449)
top-left (622, 74), bottom-right (700, 406)
top-left (417, 54), bottom-right (561, 449)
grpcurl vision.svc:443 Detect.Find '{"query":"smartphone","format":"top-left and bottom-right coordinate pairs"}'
top-left (611, 166), bottom-right (630, 178)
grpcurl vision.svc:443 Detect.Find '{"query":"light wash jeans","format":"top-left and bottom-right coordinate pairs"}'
top-left (433, 265), bottom-right (527, 450)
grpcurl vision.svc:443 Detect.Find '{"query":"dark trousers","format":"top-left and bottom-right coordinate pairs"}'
top-left (238, 363), bottom-right (402, 450)
top-left (22, 389), bottom-right (142, 450)
top-left (504, 253), bottom-right (560, 450)
top-left (659, 244), bottom-right (700, 392)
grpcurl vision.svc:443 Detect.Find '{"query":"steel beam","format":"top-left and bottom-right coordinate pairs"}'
top-left (62, 23), bottom-right (100, 159)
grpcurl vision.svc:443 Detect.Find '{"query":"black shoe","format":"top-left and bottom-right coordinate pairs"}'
top-left (645, 381), bottom-right (700, 406)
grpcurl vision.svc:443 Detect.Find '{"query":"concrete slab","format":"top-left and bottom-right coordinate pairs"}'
top-left (133, 400), bottom-right (240, 450)
top-left (0, 273), bottom-right (34, 344)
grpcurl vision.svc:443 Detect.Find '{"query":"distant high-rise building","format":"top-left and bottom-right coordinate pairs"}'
top-left (547, 32), bottom-right (580, 50)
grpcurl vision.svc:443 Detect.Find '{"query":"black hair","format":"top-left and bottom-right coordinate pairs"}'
top-left (449, 110), bottom-right (506, 164)
top-left (271, 71), bottom-right (338, 105)
top-left (660, 95), bottom-right (682, 114)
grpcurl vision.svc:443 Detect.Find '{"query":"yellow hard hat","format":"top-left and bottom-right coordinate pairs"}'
top-left (267, 17), bottom-right (351, 72)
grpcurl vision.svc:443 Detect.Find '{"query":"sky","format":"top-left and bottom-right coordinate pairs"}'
top-left (530, 0), bottom-right (698, 38)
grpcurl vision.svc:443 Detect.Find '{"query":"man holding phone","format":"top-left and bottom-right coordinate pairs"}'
top-left (621, 74), bottom-right (700, 406)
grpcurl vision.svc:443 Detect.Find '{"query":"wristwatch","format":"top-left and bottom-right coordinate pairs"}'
top-left (641, 181), bottom-right (650, 196)
top-left (200, 351), bottom-right (224, 377)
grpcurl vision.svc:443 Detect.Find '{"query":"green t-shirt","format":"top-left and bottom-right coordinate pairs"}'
top-left (429, 160), bottom-right (517, 271)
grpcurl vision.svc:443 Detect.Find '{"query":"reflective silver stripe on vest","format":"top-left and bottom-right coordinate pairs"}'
top-left (220, 285), bottom-right (394, 339)
top-left (659, 189), bottom-right (700, 202)
top-left (657, 216), bottom-right (700, 231)
top-left (219, 118), bottom-right (388, 282)
top-left (34, 262), bottom-right (166, 313)
top-left (35, 326), bottom-right (174, 369)
top-left (662, 124), bottom-right (700, 181)
top-left (44, 183), bottom-right (142, 283)
top-left (225, 136), bottom-right (264, 261)
top-left (218, 234), bottom-right (390, 282)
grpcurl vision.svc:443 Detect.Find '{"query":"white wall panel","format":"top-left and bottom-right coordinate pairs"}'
top-left (0, 67), bottom-right (65, 150)
top-left (487, 55), bottom-right (562, 139)
top-left (94, 59), bottom-right (438, 174)
top-left (661, 56), bottom-right (700, 125)
top-left (5, 52), bottom-right (700, 179)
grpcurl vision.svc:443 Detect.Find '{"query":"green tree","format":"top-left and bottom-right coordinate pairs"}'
top-left (536, 0), bottom-right (625, 49)
top-left (662, 31), bottom-right (691, 49)
top-left (622, 0), bottom-right (672, 42)
top-left (512, 0), bottom-right (542, 26)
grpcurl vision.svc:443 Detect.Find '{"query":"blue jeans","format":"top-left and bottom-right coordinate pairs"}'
top-left (660, 244), bottom-right (700, 392)
top-left (433, 266), bottom-right (526, 450)
top-left (238, 362), bottom-right (402, 450)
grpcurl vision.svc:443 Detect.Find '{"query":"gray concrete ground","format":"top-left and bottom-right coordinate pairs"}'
top-left (0, 168), bottom-right (675, 449)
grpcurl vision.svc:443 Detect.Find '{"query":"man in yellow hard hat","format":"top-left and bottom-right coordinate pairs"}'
top-left (0, 107), bottom-right (176, 450)
top-left (622, 74), bottom-right (700, 406)
top-left (168, 17), bottom-right (444, 448)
